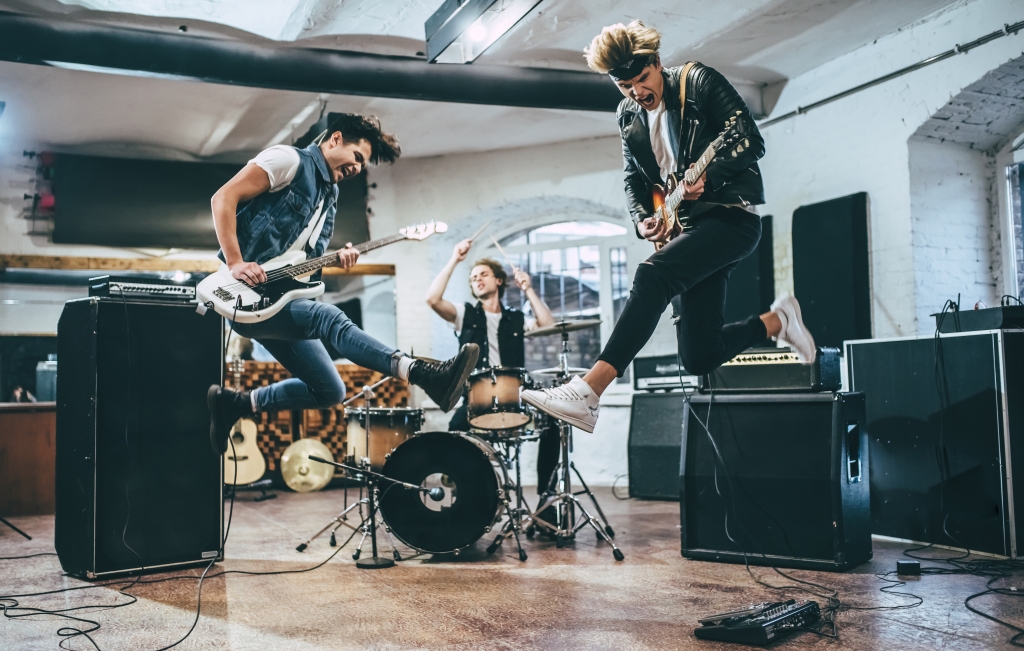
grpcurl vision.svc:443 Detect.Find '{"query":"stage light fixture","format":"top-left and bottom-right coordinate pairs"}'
top-left (425, 0), bottom-right (542, 64)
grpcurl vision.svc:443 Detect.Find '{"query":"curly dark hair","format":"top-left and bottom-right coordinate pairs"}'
top-left (470, 258), bottom-right (508, 299)
top-left (325, 113), bottom-right (401, 165)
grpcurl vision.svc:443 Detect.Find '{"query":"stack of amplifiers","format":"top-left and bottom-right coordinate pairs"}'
top-left (847, 330), bottom-right (1024, 557)
top-left (56, 297), bottom-right (224, 578)
top-left (699, 346), bottom-right (841, 393)
top-left (680, 392), bottom-right (871, 571)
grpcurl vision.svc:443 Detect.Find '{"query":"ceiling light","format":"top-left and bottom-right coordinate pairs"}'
top-left (425, 0), bottom-right (542, 64)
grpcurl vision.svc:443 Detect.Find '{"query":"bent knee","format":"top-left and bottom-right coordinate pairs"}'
top-left (678, 350), bottom-right (721, 377)
top-left (311, 379), bottom-right (346, 407)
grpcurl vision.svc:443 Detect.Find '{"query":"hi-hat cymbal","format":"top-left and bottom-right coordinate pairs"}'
top-left (532, 367), bottom-right (590, 376)
top-left (281, 438), bottom-right (335, 493)
top-left (525, 319), bottom-right (602, 338)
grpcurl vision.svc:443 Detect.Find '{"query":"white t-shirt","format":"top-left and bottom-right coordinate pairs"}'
top-left (451, 303), bottom-right (537, 368)
top-left (249, 145), bottom-right (327, 256)
top-left (647, 100), bottom-right (677, 183)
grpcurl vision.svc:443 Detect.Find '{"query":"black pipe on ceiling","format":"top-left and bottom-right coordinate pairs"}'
top-left (0, 12), bottom-right (621, 112)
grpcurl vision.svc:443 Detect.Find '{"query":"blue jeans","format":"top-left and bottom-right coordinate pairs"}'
top-left (231, 299), bottom-right (398, 412)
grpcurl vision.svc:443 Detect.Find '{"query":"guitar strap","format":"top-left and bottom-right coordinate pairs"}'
top-left (677, 61), bottom-right (696, 163)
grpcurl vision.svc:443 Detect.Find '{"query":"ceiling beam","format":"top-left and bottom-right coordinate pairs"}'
top-left (0, 12), bottom-right (621, 113)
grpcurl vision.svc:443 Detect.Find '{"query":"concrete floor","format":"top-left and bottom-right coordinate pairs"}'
top-left (3, 487), bottom-right (1024, 650)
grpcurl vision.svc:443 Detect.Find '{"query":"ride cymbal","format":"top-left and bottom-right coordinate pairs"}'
top-left (281, 438), bottom-right (335, 493)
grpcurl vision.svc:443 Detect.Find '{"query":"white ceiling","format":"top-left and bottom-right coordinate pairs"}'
top-left (0, 0), bottom-right (964, 160)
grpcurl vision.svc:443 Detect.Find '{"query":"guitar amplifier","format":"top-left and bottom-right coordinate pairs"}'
top-left (56, 298), bottom-right (223, 578)
top-left (89, 275), bottom-right (196, 302)
top-left (633, 354), bottom-right (699, 391)
top-left (680, 392), bottom-right (871, 571)
top-left (699, 346), bottom-right (841, 393)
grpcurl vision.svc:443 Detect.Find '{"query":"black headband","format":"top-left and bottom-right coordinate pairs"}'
top-left (608, 55), bottom-right (653, 81)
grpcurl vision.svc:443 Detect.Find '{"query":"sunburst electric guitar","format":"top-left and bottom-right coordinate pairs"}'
top-left (198, 221), bottom-right (447, 323)
top-left (651, 111), bottom-right (748, 251)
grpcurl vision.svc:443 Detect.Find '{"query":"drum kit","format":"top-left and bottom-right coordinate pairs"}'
top-left (289, 318), bottom-right (623, 566)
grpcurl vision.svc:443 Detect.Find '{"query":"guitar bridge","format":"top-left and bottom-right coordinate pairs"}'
top-left (214, 288), bottom-right (235, 301)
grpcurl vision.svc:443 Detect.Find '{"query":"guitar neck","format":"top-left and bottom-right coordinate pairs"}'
top-left (663, 138), bottom-right (722, 216)
top-left (281, 233), bottom-right (407, 279)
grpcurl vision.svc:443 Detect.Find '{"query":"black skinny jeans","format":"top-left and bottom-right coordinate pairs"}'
top-left (598, 206), bottom-right (768, 377)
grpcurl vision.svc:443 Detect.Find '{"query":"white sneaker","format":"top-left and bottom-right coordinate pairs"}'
top-left (521, 376), bottom-right (599, 433)
top-left (771, 294), bottom-right (816, 365)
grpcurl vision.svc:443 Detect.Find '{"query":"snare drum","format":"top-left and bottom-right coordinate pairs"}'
top-left (466, 367), bottom-right (530, 430)
top-left (346, 407), bottom-right (423, 471)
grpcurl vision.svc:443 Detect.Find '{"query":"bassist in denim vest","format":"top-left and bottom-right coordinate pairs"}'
top-left (207, 114), bottom-right (478, 455)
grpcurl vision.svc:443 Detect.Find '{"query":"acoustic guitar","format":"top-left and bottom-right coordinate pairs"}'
top-left (224, 357), bottom-right (265, 485)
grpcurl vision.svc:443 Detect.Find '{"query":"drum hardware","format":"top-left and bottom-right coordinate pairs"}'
top-left (532, 366), bottom-right (590, 376)
top-left (294, 377), bottom-right (404, 569)
top-left (519, 321), bottom-right (623, 561)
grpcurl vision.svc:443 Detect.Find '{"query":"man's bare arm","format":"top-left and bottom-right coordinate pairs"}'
top-left (426, 239), bottom-right (470, 323)
top-left (211, 163), bottom-right (272, 285)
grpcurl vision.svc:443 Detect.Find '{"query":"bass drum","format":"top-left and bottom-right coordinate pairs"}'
top-left (379, 431), bottom-right (507, 554)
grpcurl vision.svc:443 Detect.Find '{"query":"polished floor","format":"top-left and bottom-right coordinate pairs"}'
top-left (3, 487), bottom-right (1024, 650)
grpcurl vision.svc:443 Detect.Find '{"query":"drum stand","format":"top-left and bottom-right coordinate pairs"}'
top-left (485, 433), bottom-right (538, 562)
top-left (526, 329), bottom-right (623, 561)
top-left (295, 379), bottom-right (402, 569)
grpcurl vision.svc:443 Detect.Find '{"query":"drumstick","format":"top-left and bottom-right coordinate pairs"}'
top-left (467, 219), bottom-right (494, 244)
top-left (489, 235), bottom-right (519, 272)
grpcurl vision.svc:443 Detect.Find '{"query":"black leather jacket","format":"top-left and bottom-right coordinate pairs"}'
top-left (618, 63), bottom-right (765, 236)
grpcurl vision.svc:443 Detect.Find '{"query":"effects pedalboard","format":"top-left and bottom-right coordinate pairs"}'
top-left (695, 599), bottom-right (821, 646)
top-left (88, 275), bottom-right (196, 302)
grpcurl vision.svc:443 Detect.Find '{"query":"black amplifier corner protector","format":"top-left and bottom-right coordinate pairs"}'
top-left (699, 346), bottom-right (840, 393)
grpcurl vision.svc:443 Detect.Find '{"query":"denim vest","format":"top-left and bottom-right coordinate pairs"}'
top-left (218, 143), bottom-right (339, 265)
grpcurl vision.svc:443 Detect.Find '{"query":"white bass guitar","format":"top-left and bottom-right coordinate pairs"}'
top-left (198, 221), bottom-right (446, 323)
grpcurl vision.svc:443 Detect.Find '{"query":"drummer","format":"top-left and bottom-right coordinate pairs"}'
top-left (426, 239), bottom-right (561, 502)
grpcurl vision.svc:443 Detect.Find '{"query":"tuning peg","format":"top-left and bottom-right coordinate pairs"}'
top-left (743, 138), bottom-right (749, 147)
top-left (731, 150), bottom-right (737, 158)
top-left (736, 144), bottom-right (744, 153)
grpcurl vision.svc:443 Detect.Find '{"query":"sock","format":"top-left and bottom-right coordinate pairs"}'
top-left (395, 355), bottom-right (414, 381)
top-left (249, 388), bottom-right (259, 414)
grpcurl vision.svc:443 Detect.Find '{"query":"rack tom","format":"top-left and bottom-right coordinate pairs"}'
top-left (466, 367), bottom-right (530, 431)
top-left (346, 407), bottom-right (423, 471)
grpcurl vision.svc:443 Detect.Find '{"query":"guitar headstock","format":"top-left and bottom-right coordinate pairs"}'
top-left (716, 111), bottom-right (752, 159)
top-left (400, 221), bottom-right (448, 241)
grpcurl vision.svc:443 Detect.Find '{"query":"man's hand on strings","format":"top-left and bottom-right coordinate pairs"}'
top-left (336, 244), bottom-right (360, 270)
top-left (230, 261), bottom-right (267, 287)
top-left (681, 162), bottom-right (706, 200)
top-left (638, 214), bottom-right (671, 243)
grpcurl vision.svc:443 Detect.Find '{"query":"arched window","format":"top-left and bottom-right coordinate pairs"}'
top-left (486, 220), bottom-right (632, 373)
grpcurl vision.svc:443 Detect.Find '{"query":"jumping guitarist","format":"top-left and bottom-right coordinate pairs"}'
top-left (522, 21), bottom-right (816, 433)
top-left (207, 113), bottom-right (479, 455)
top-left (426, 241), bottom-right (560, 516)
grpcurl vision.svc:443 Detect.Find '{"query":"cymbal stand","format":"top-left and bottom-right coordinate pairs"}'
top-left (485, 432), bottom-right (539, 562)
top-left (294, 379), bottom-right (399, 568)
top-left (529, 329), bottom-right (623, 561)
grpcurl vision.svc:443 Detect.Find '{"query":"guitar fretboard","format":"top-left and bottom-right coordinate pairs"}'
top-left (280, 233), bottom-right (407, 279)
top-left (660, 134), bottom-right (724, 218)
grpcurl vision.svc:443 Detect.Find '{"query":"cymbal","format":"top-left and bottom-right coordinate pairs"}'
top-left (281, 438), bottom-right (335, 493)
top-left (532, 367), bottom-right (589, 376)
top-left (525, 319), bottom-right (602, 338)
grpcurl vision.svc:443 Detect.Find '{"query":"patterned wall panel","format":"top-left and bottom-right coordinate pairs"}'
top-left (225, 361), bottom-right (410, 474)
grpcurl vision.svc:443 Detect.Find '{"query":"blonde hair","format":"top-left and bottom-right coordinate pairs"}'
top-left (584, 20), bottom-right (661, 74)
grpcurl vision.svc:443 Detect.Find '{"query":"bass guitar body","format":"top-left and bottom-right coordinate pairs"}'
top-left (197, 251), bottom-right (324, 324)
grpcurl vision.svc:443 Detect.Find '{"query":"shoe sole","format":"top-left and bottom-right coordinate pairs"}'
top-left (438, 345), bottom-right (480, 412)
top-left (521, 392), bottom-right (596, 433)
top-left (207, 385), bottom-right (227, 456)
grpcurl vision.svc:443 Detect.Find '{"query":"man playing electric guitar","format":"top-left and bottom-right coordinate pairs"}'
top-left (207, 113), bottom-right (479, 454)
top-left (523, 21), bottom-right (816, 433)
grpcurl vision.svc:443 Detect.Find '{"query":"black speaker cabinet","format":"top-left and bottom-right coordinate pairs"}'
top-left (56, 297), bottom-right (223, 578)
top-left (628, 392), bottom-right (688, 500)
top-left (680, 392), bottom-right (871, 571)
top-left (847, 330), bottom-right (1024, 557)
